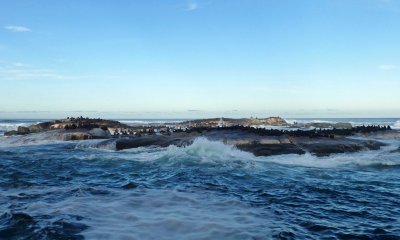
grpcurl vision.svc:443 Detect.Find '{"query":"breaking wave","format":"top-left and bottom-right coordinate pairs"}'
top-left (67, 137), bottom-right (400, 170)
top-left (159, 137), bottom-right (257, 166)
top-left (394, 120), bottom-right (400, 129)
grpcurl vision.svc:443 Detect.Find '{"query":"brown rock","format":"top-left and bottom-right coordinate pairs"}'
top-left (4, 130), bottom-right (18, 136)
top-left (17, 126), bottom-right (30, 135)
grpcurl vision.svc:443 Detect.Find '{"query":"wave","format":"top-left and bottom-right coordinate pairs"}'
top-left (0, 131), bottom-right (68, 148)
top-left (69, 137), bottom-right (259, 168)
top-left (83, 189), bottom-right (273, 239)
top-left (5, 187), bottom-right (272, 240)
top-left (0, 120), bottom-right (44, 136)
top-left (0, 122), bottom-right (31, 132)
top-left (159, 137), bottom-right (257, 166)
top-left (261, 143), bottom-right (400, 168)
top-left (2, 131), bottom-right (400, 170)
top-left (75, 139), bottom-right (117, 151)
top-left (74, 137), bottom-right (400, 170)
top-left (393, 120), bottom-right (400, 130)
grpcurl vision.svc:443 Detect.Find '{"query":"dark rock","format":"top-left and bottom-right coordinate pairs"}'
top-left (122, 182), bottom-right (138, 189)
top-left (115, 136), bottom-right (193, 150)
top-left (236, 143), bottom-right (305, 156)
top-left (292, 137), bottom-right (386, 157)
top-left (3, 117), bottom-right (391, 158)
top-left (63, 132), bottom-right (92, 141)
top-left (17, 126), bottom-right (30, 135)
top-left (304, 122), bottom-right (352, 129)
top-left (29, 122), bottom-right (52, 133)
top-left (4, 130), bottom-right (18, 136)
top-left (28, 125), bottom-right (42, 133)
top-left (179, 116), bottom-right (288, 128)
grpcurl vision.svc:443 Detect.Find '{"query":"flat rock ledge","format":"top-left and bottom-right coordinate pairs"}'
top-left (110, 129), bottom-right (386, 157)
top-left (3, 118), bottom-right (394, 157)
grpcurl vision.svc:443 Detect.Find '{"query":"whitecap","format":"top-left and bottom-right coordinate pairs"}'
top-left (260, 139), bottom-right (400, 169)
top-left (393, 120), bottom-right (400, 130)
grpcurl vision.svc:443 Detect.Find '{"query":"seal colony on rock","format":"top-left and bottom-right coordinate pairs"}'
top-left (3, 116), bottom-right (397, 157)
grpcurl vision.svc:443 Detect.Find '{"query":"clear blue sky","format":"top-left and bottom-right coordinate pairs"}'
top-left (0, 0), bottom-right (399, 118)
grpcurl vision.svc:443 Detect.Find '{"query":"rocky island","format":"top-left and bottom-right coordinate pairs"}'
top-left (3, 116), bottom-right (398, 157)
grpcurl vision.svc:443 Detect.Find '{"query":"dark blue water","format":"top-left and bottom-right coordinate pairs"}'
top-left (1, 119), bottom-right (400, 239)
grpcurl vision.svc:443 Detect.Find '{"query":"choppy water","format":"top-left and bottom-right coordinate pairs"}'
top-left (0, 119), bottom-right (400, 240)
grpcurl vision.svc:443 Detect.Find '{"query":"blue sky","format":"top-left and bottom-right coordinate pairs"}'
top-left (0, 0), bottom-right (399, 118)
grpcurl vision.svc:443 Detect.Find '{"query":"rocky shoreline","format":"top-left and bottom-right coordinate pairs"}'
top-left (3, 117), bottom-right (398, 157)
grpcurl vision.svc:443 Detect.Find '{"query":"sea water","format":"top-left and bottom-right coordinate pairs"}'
top-left (0, 119), bottom-right (399, 239)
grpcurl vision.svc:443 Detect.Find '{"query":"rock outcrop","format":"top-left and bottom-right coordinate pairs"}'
top-left (111, 128), bottom-right (387, 157)
top-left (179, 117), bottom-right (288, 128)
top-left (17, 126), bottom-right (31, 134)
top-left (4, 130), bottom-right (18, 136)
top-left (3, 117), bottom-right (395, 157)
top-left (5, 117), bottom-right (128, 136)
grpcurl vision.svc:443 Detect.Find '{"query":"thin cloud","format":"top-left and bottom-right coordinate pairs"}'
top-left (0, 63), bottom-right (82, 81)
top-left (13, 62), bottom-right (30, 67)
top-left (186, 1), bottom-right (199, 11)
top-left (4, 25), bottom-right (32, 32)
top-left (379, 64), bottom-right (398, 70)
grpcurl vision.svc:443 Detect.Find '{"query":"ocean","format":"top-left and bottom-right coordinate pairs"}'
top-left (0, 118), bottom-right (399, 239)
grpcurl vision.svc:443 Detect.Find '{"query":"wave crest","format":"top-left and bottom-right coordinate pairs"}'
top-left (150, 137), bottom-right (257, 168)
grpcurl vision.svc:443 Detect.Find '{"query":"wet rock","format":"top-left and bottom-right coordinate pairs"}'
top-left (357, 131), bottom-right (400, 139)
top-left (115, 136), bottom-right (193, 150)
top-left (179, 117), bottom-right (288, 127)
top-left (17, 126), bottom-right (30, 135)
top-left (29, 122), bottom-right (52, 133)
top-left (292, 137), bottom-right (386, 157)
top-left (62, 132), bottom-right (92, 141)
top-left (4, 130), bottom-right (18, 136)
top-left (236, 143), bottom-right (305, 156)
top-left (3, 118), bottom-right (391, 158)
top-left (28, 125), bottom-right (42, 133)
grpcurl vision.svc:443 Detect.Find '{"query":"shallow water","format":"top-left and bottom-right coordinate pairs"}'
top-left (1, 119), bottom-right (400, 239)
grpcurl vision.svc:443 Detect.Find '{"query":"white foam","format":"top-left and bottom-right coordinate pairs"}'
top-left (60, 136), bottom-right (400, 170)
top-left (0, 122), bottom-right (33, 132)
top-left (154, 137), bottom-right (258, 168)
top-left (75, 139), bottom-right (116, 151)
top-left (393, 120), bottom-right (400, 130)
top-left (0, 130), bottom-right (67, 147)
top-left (20, 188), bottom-right (273, 239)
top-left (260, 140), bottom-right (400, 168)
top-left (71, 137), bottom-right (259, 169)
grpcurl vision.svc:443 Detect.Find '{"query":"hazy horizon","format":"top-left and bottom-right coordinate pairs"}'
top-left (0, 110), bottom-right (399, 120)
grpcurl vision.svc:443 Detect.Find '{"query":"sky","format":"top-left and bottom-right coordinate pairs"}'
top-left (0, 0), bottom-right (399, 119)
